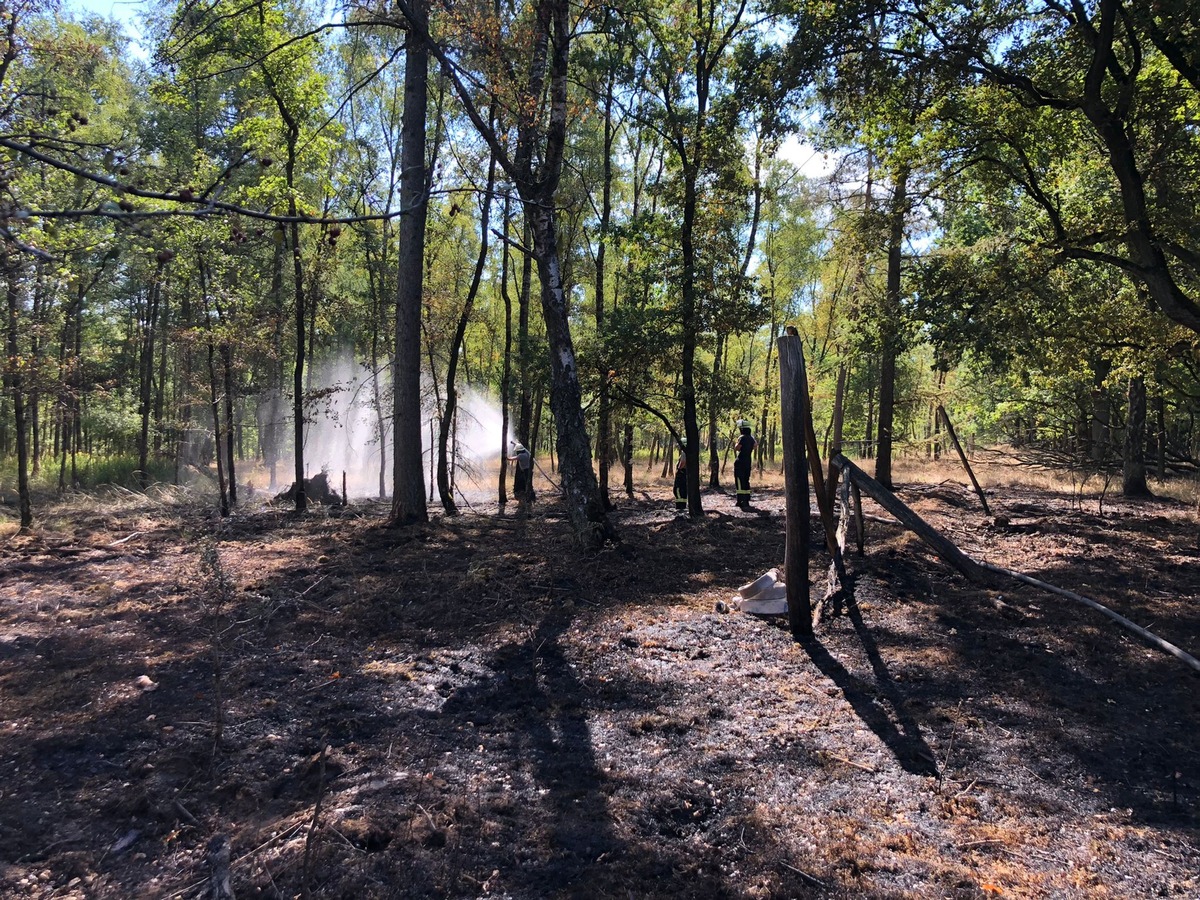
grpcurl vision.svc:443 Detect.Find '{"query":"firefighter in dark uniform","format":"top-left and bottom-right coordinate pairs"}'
top-left (734, 419), bottom-right (756, 508)
top-left (673, 439), bottom-right (688, 512)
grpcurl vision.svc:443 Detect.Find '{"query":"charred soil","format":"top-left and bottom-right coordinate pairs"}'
top-left (1, 465), bottom-right (1198, 899)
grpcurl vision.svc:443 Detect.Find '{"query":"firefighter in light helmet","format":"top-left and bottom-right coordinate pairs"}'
top-left (508, 441), bottom-right (533, 510)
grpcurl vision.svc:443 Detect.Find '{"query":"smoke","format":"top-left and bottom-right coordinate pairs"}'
top-left (303, 351), bottom-right (392, 499)
top-left (301, 349), bottom-right (507, 500)
top-left (451, 387), bottom-right (506, 462)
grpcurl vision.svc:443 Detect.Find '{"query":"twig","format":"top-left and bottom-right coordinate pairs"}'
top-left (820, 750), bottom-right (877, 773)
top-left (298, 575), bottom-right (329, 597)
top-left (940, 700), bottom-right (964, 781)
top-left (954, 778), bottom-right (979, 799)
top-left (781, 861), bottom-right (827, 889)
top-left (301, 744), bottom-right (330, 900)
top-left (326, 826), bottom-right (365, 854)
top-left (164, 823), bottom-right (306, 899)
top-left (109, 531), bottom-right (145, 546)
top-left (174, 800), bottom-right (200, 827)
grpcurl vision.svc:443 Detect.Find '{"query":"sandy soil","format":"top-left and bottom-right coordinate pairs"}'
top-left (1, 460), bottom-right (1198, 899)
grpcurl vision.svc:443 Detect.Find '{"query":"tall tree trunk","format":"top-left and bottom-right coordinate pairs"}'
top-left (595, 65), bottom-right (616, 509)
top-left (437, 150), bottom-right (496, 513)
top-left (391, 0), bottom-right (431, 525)
top-left (1123, 375), bottom-right (1150, 497)
top-left (680, 163), bottom-right (703, 515)
top-left (138, 261), bottom-right (166, 490)
top-left (4, 250), bottom-right (32, 528)
top-left (207, 337), bottom-right (229, 517)
top-left (288, 171), bottom-right (307, 511)
top-left (875, 165), bottom-right (909, 490)
top-left (266, 243), bottom-right (285, 490)
top-left (58, 280), bottom-right (84, 492)
top-left (1089, 360), bottom-right (1112, 463)
top-left (154, 271), bottom-right (170, 457)
top-left (1153, 388), bottom-right (1166, 480)
top-left (177, 271), bottom-right (196, 484)
top-left (864, 372), bottom-right (875, 459)
top-left (826, 362), bottom-right (847, 508)
top-left (221, 342), bottom-right (238, 508)
top-left (758, 256), bottom-right (779, 475)
top-left (29, 262), bottom-right (44, 478)
top-left (262, 58), bottom-right (310, 512)
top-left (72, 299), bottom-right (83, 483)
top-left (395, 0), bottom-right (610, 543)
top-left (369, 288), bottom-right (388, 500)
top-left (523, 199), bottom-right (610, 543)
top-left (517, 215), bottom-right (533, 448)
top-left (623, 422), bottom-right (634, 498)
top-left (498, 195), bottom-right (514, 507)
top-left (708, 332), bottom-right (724, 489)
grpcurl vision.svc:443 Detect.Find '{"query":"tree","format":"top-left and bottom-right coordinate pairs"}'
top-left (624, 0), bottom-right (760, 514)
top-left (895, 0), bottom-right (1200, 337)
top-left (394, 0), bottom-right (612, 545)
top-left (391, 0), bottom-right (431, 525)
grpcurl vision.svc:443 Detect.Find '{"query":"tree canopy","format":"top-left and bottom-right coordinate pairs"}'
top-left (2, 0), bottom-right (1198, 534)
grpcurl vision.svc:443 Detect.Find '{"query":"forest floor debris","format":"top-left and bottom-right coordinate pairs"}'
top-left (1, 461), bottom-right (1198, 898)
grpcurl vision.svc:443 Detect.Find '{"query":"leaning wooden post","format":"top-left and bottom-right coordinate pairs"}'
top-left (851, 480), bottom-right (866, 555)
top-left (937, 405), bottom-right (990, 517)
top-left (826, 362), bottom-right (847, 510)
top-left (778, 334), bottom-right (812, 638)
top-left (804, 408), bottom-right (848, 611)
top-left (833, 453), bottom-right (988, 583)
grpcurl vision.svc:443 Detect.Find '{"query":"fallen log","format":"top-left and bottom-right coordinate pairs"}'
top-left (978, 561), bottom-right (1200, 675)
top-left (830, 453), bottom-right (1200, 674)
top-left (206, 835), bottom-right (235, 900)
top-left (274, 471), bottom-right (342, 506)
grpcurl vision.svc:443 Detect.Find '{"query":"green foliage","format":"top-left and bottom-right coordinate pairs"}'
top-left (4, 0), bottom-right (1200, 501)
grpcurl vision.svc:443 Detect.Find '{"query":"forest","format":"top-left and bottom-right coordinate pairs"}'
top-left (1, 0), bottom-right (1199, 898)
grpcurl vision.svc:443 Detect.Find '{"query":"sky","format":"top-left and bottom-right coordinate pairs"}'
top-left (57, 0), bottom-right (836, 182)
top-left (61, 0), bottom-right (148, 50)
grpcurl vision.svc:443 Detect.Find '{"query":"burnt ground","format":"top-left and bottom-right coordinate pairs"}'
top-left (1, 462), bottom-right (1198, 899)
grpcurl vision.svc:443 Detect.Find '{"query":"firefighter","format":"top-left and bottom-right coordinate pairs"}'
top-left (734, 419), bottom-right (756, 508)
top-left (508, 441), bottom-right (534, 511)
top-left (673, 439), bottom-right (688, 512)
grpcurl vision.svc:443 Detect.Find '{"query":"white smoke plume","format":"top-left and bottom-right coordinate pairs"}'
top-left (301, 349), bottom-right (506, 501)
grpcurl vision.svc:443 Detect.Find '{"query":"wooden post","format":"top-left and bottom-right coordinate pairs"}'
top-left (804, 407), bottom-right (847, 608)
top-left (851, 480), bottom-right (866, 555)
top-left (826, 363), bottom-right (847, 510)
top-left (937, 405), bottom-right (991, 517)
top-left (778, 335), bottom-right (812, 638)
top-left (826, 466), bottom-right (853, 614)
